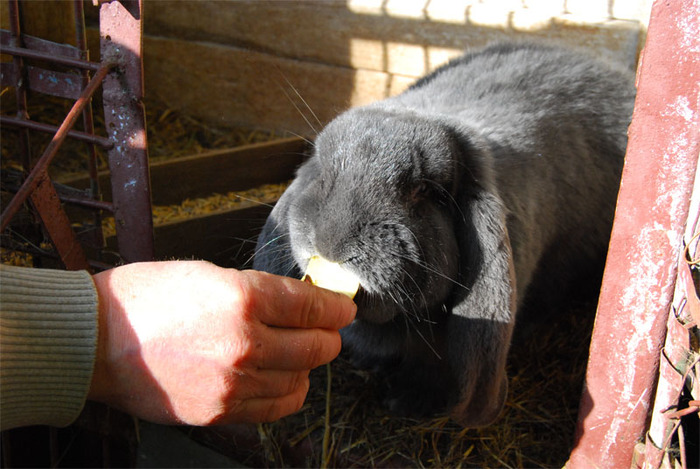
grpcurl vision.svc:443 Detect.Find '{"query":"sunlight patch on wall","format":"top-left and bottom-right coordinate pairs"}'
top-left (347, 0), bottom-right (651, 28)
top-left (348, 38), bottom-right (461, 77)
top-left (348, 37), bottom-right (462, 104)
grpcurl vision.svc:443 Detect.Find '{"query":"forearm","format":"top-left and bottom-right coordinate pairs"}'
top-left (0, 265), bottom-right (98, 431)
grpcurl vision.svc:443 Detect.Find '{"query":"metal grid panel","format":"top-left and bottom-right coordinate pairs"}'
top-left (0, 0), bottom-right (154, 270)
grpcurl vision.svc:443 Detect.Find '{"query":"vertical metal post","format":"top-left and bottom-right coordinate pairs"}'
top-left (99, 0), bottom-right (154, 263)
top-left (74, 0), bottom-right (106, 253)
top-left (7, 0), bottom-right (31, 171)
top-left (566, 0), bottom-right (700, 467)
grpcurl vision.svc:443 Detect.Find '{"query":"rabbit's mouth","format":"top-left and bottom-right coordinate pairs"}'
top-left (353, 284), bottom-right (367, 305)
top-left (352, 285), bottom-right (410, 324)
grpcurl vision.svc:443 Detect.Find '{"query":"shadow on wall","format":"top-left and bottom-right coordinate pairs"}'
top-left (132, 0), bottom-right (649, 137)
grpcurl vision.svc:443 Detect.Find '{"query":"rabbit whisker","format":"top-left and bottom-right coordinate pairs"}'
top-left (280, 72), bottom-right (323, 131)
top-left (251, 233), bottom-right (286, 259)
top-left (273, 67), bottom-right (321, 136)
top-left (284, 131), bottom-right (316, 147)
top-left (232, 194), bottom-right (276, 208)
top-left (396, 265), bottom-right (432, 321)
top-left (394, 251), bottom-right (469, 293)
top-left (410, 321), bottom-right (443, 360)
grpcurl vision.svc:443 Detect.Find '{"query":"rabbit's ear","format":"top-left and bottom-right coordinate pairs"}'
top-left (447, 143), bottom-right (517, 427)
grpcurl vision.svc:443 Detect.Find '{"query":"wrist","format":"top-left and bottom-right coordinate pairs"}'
top-left (88, 269), bottom-right (120, 405)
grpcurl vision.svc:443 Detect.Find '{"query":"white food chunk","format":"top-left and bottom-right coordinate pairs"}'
top-left (302, 256), bottom-right (360, 299)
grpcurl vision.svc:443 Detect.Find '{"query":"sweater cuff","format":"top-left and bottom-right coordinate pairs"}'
top-left (1, 264), bottom-right (98, 431)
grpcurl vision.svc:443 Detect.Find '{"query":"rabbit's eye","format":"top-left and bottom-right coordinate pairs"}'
top-left (318, 176), bottom-right (329, 192)
top-left (410, 181), bottom-right (431, 203)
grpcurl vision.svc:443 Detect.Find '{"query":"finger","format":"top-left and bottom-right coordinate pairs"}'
top-left (217, 379), bottom-right (310, 424)
top-left (255, 326), bottom-right (343, 371)
top-left (241, 270), bottom-right (357, 329)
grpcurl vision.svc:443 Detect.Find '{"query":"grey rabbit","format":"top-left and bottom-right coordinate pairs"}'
top-left (253, 42), bottom-right (636, 427)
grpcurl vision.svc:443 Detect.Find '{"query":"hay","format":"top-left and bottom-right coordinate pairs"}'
top-left (100, 182), bottom-right (290, 238)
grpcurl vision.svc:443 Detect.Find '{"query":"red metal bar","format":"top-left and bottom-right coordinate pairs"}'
top-left (0, 43), bottom-right (103, 72)
top-left (28, 171), bottom-right (90, 271)
top-left (0, 28), bottom-right (84, 60)
top-left (100, 0), bottom-right (154, 263)
top-left (1, 170), bottom-right (115, 213)
top-left (74, 0), bottom-right (106, 256)
top-left (1, 115), bottom-right (114, 149)
top-left (0, 0), bottom-right (93, 271)
top-left (567, 0), bottom-right (700, 467)
top-left (55, 194), bottom-right (114, 212)
top-left (0, 63), bottom-right (112, 232)
top-left (2, 0), bottom-right (153, 269)
top-left (7, 0), bottom-right (31, 171)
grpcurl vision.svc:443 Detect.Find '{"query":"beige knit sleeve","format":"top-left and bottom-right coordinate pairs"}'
top-left (1, 264), bottom-right (98, 431)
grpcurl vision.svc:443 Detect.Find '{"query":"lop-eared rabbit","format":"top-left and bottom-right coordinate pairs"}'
top-left (254, 43), bottom-right (635, 427)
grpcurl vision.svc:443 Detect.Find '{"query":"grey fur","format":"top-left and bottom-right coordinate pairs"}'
top-left (253, 42), bottom-right (636, 427)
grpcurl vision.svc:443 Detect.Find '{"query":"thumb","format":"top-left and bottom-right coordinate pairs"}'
top-left (236, 270), bottom-right (357, 330)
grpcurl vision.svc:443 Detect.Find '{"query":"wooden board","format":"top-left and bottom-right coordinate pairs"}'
top-left (62, 137), bottom-right (308, 266)
top-left (150, 205), bottom-right (272, 268)
top-left (145, 136), bottom-right (308, 205)
top-left (143, 35), bottom-right (415, 137)
top-left (58, 136), bottom-right (309, 205)
top-left (102, 203), bottom-right (274, 268)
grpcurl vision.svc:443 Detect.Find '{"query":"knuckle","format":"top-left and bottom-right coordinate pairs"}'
top-left (228, 271), bottom-right (258, 324)
top-left (310, 334), bottom-right (328, 367)
top-left (210, 399), bottom-right (245, 425)
top-left (286, 371), bottom-right (309, 396)
top-left (299, 286), bottom-right (321, 327)
top-left (230, 329), bottom-right (264, 368)
top-left (206, 373), bottom-right (246, 425)
top-left (262, 384), bottom-right (308, 423)
top-left (307, 331), bottom-right (340, 368)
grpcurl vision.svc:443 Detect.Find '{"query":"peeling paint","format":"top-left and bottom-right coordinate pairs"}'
top-left (662, 96), bottom-right (696, 126)
top-left (676, 2), bottom-right (700, 53)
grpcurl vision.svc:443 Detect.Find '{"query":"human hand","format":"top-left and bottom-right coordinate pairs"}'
top-left (88, 261), bottom-right (356, 425)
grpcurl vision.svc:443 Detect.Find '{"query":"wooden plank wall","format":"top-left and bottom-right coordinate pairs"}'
top-left (135, 0), bottom-right (648, 136)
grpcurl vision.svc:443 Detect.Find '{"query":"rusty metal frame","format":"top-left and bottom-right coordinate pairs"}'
top-left (567, 0), bottom-right (700, 467)
top-left (0, 0), bottom-right (154, 269)
top-left (99, 0), bottom-right (154, 264)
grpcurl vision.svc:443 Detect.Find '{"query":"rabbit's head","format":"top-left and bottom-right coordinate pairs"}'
top-left (289, 109), bottom-right (465, 323)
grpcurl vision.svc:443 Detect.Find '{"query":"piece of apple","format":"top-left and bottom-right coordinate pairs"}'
top-left (302, 256), bottom-right (361, 299)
